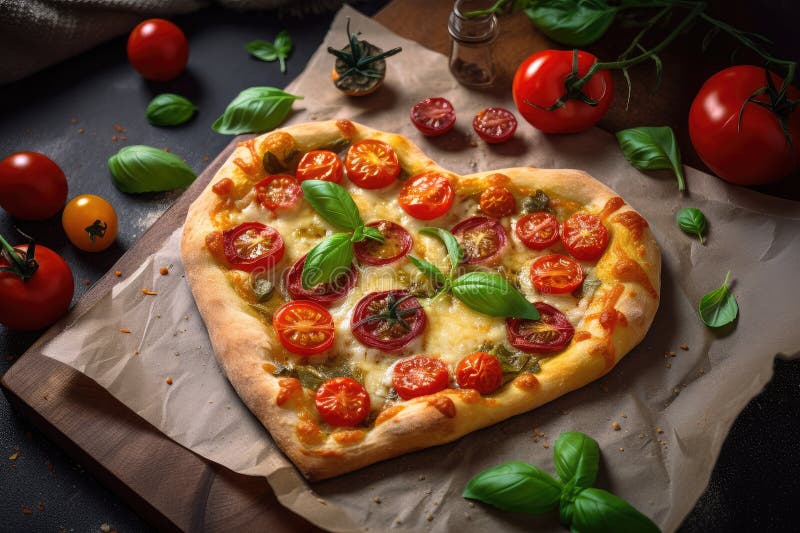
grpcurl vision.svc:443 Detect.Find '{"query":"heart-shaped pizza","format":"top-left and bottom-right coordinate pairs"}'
top-left (181, 119), bottom-right (660, 480)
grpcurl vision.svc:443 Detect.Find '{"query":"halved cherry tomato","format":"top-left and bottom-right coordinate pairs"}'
top-left (273, 300), bottom-right (335, 356)
top-left (222, 222), bottom-right (284, 272)
top-left (530, 254), bottom-right (583, 294)
top-left (295, 150), bottom-right (343, 183)
top-left (451, 216), bottom-right (507, 264)
top-left (515, 212), bottom-right (559, 250)
top-left (351, 290), bottom-right (426, 352)
top-left (315, 377), bottom-right (370, 427)
top-left (344, 140), bottom-right (401, 189)
top-left (561, 212), bottom-right (608, 260)
top-left (0, 152), bottom-right (68, 220)
top-left (479, 185), bottom-right (516, 218)
top-left (285, 254), bottom-right (357, 306)
top-left (456, 352), bottom-right (503, 395)
top-left (62, 194), bottom-right (118, 252)
top-left (255, 174), bottom-right (302, 211)
top-left (126, 19), bottom-right (189, 82)
top-left (410, 97), bottom-right (456, 136)
top-left (353, 220), bottom-right (412, 266)
top-left (506, 302), bottom-right (574, 354)
top-left (398, 171), bottom-right (455, 220)
top-left (392, 355), bottom-right (450, 400)
top-left (473, 107), bottom-right (518, 144)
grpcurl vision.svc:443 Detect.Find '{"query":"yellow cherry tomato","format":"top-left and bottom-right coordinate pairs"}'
top-left (62, 194), bottom-right (118, 252)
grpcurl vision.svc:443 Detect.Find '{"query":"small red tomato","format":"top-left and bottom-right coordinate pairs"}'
top-left (506, 302), bottom-right (574, 354)
top-left (561, 213), bottom-right (608, 260)
top-left (451, 216), bottom-right (507, 264)
top-left (344, 140), bottom-right (401, 189)
top-left (351, 290), bottom-right (427, 352)
top-left (398, 171), bottom-right (455, 220)
top-left (392, 355), bottom-right (450, 400)
top-left (295, 150), bottom-right (344, 183)
top-left (273, 300), bottom-right (335, 356)
top-left (479, 185), bottom-right (516, 218)
top-left (456, 352), bottom-right (503, 395)
top-left (222, 222), bottom-right (284, 272)
top-left (410, 97), bottom-right (456, 136)
top-left (353, 220), bottom-right (412, 266)
top-left (515, 212), bottom-right (559, 250)
top-left (530, 254), bottom-right (584, 294)
top-left (127, 19), bottom-right (189, 82)
top-left (254, 174), bottom-right (302, 211)
top-left (0, 152), bottom-right (67, 220)
top-left (315, 377), bottom-right (370, 427)
top-left (473, 107), bottom-right (518, 144)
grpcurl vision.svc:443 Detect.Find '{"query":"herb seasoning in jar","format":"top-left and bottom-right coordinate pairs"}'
top-left (448, 0), bottom-right (499, 88)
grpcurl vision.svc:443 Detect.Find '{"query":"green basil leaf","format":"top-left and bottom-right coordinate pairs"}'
top-left (524, 0), bottom-right (617, 47)
top-left (419, 227), bottom-right (463, 277)
top-left (676, 207), bottom-right (707, 244)
top-left (571, 487), bottom-right (660, 533)
top-left (302, 233), bottom-right (353, 289)
top-left (698, 271), bottom-right (738, 328)
top-left (452, 272), bottom-right (540, 320)
top-left (559, 477), bottom-right (580, 526)
top-left (554, 431), bottom-right (600, 489)
top-left (478, 342), bottom-right (540, 384)
top-left (616, 126), bottom-right (686, 191)
top-left (300, 180), bottom-right (363, 231)
top-left (108, 145), bottom-right (196, 193)
top-left (408, 255), bottom-right (447, 286)
top-left (246, 30), bottom-right (292, 73)
top-left (350, 225), bottom-right (365, 243)
top-left (521, 189), bottom-right (552, 213)
top-left (145, 93), bottom-right (197, 126)
top-left (362, 226), bottom-right (384, 242)
top-left (274, 30), bottom-right (292, 55)
top-left (274, 359), bottom-right (363, 391)
top-left (212, 87), bottom-right (302, 135)
top-left (463, 461), bottom-right (562, 514)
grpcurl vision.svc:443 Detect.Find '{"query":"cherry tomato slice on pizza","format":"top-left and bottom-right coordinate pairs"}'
top-left (472, 107), bottom-right (518, 144)
top-left (222, 222), bottom-right (285, 272)
top-left (561, 212), bottom-right (608, 260)
top-left (479, 185), bottom-right (516, 218)
top-left (315, 377), bottom-right (370, 427)
top-left (392, 355), bottom-right (450, 400)
top-left (285, 254), bottom-right (358, 306)
top-left (456, 352), bottom-right (503, 395)
top-left (344, 140), bottom-right (401, 189)
top-left (351, 290), bottom-right (427, 352)
top-left (353, 220), bottom-right (412, 266)
top-left (295, 150), bottom-right (343, 183)
top-left (451, 216), bottom-right (508, 264)
top-left (273, 300), bottom-right (335, 356)
top-left (398, 171), bottom-right (455, 220)
top-left (410, 97), bottom-right (456, 136)
top-left (515, 212), bottom-right (560, 250)
top-left (530, 254), bottom-right (584, 294)
top-left (255, 174), bottom-right (302, 211)
top-left (506, 302), bottom-right (574, 354)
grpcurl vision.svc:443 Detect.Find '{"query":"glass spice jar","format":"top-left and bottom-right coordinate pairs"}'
top-left (448, 0), bottom-right (499, 88)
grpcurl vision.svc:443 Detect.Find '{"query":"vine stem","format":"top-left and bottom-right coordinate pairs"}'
top-left (0, 232), bottom-right (25, 271)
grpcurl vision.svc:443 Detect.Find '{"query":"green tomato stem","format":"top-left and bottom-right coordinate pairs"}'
top-left (0, 232), bottom-right (25, 271)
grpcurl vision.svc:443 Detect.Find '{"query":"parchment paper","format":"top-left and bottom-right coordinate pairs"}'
top-left (41, 6), bottom-right (800, 532)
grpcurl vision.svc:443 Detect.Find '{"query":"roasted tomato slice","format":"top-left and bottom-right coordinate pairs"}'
top-left (506, 302), bottom-right (574, 353)
top-left (285, 254), bottom-right (357, 306)
top-left (410, 97), bottom-right (456, 136)
top-left (351, 290), bottom-right (426, 352)
top-left (222, 222), bottom-right (285, 272)
top-left (398, 171), bottom-right (455, 220)
top-left (353, 220), bottom-right (412, 266)
top-left (451, 216), bottom-right (508, 264)
top-left (295, 150), bottom-right (343, 183)
top-left (473, 107), bottom-right (518, 144)
top-left (315, 377), bottom-right (370, 427)
top-left (530, 254), bottom-right (584, 294)
top-left (255, 174), bottom-right (302, 211)
top-left (344, 139), bottom-right (401, 189)
top-left (456, 352), bottom-right (503, 395)
top-left (516, 212), bottom-right (560, 250)
top-left (392, 355), bottom-right (450, 400)
top-left (479, 185), bottom-right (516, 218)
top-left (273, 300), bottom-right (335, 356)
top-left (561, 213), bottom-right (609, 260)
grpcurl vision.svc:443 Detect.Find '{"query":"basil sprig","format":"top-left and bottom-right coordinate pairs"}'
top-left (299, 180), bottom-right (383, 289)
top-left (464, 432), bottom-right (660, 533)
top-left (525, 0), bottom-right (617, 47)
top-left (108, 145), bottom-right (196, 193)
top-left (212, 87), bottom-right (303, 135)
top-left (676, 207), bottom-right (708, 244)
top-left (616, 126), bottom-right (686, 192)
top-left (246, 30), bottom-right (293, 73)
top-left (410, 228), bottom-right (539, 321)
top-left (145, 93), bottom-right (197, 126)
top-left (698, 271), bottom-right (738, 328)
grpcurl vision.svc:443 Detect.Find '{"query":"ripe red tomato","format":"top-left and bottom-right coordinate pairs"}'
top-left (255, 174), bottom-right (302, 211)
top-left (0, 241), bottom-right (74, 330)
top-left (345, 140), bottom-right (401, 189)
top-left (479, 185), bottom-right (516, 218)
top-left (127, 19), bottom-right (189, 82)
top-left (506, 302), bottom-right (574, 354)
top-left (222, 222), bottom-right (284, 273)
top-left (689, 65), bottom-right (800, 185)
top-left (273, 300), bottom-right (335, 356)
top-left (315, 377), bottom-right (370, 427)
top-left (398, 171), bottom-right (455, 220)
top-left (353, 220), bottom-right (412, 266)
top-left (473, 107), bottom-right (518, 144)
top-left (530, 254), bottom-right (584, 294)
top-left (392, 355), bottom-right (450, 400)
top-left (456, 352), bottom-right (503, 395)
top-left (512, 50), bottom-right (613, 134)
top-left (295, 150), bottom-right (343, 183)
top-left (515, 212), bottom-right (559, 250)
top-left (0, 152), bottom-right (67, 220)
top-left (410, 97), bottom-right (456, 136)
top-left (351, 290), bottom-right (426, 352)
top-left (561, 213), bottom-right (608, 260)
top-left (451, 216), bottom-right (507, 264)
top-left (285, 254), bottom-right (357, 306)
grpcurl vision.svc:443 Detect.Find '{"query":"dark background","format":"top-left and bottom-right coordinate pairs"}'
top-left (1, 1), bottom-right (798, 531)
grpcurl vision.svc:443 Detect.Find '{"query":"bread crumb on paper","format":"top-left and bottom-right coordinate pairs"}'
top-left (656, 427), bottom-right (664, 434)
top-left (160, 266), bottom-right (169, 275)
top-left (165, 377), bottom-right (173, 385)
top-left (373, 496), bottom-right (381, 504)
top-left (9, 451), bottom-right (20, 460)
top-left (612, 422), bottom-right (621, 431)
top-left (114, 271), bottom-right (122, 277)
top-left (21, 507), bottom-right (33, 515)
top-left (426, 514), bottom-right (434, 522)
top-left (680, 343), bottom-right (689, 350)
top-left (142, 289), bottom-right (158, 296)
top-left (119, 329), bottom-right (131, 334)
top-left (36, 502), bottom-right (44, 511)
top-left (100, 524), bottom-right (111, 533)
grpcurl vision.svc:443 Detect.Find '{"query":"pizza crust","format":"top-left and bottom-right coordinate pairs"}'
top-left (181, 120), bottom-right (660, 480)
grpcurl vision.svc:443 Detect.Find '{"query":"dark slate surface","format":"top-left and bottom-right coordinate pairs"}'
top-left (0, 3), bottom-right (797, 532)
